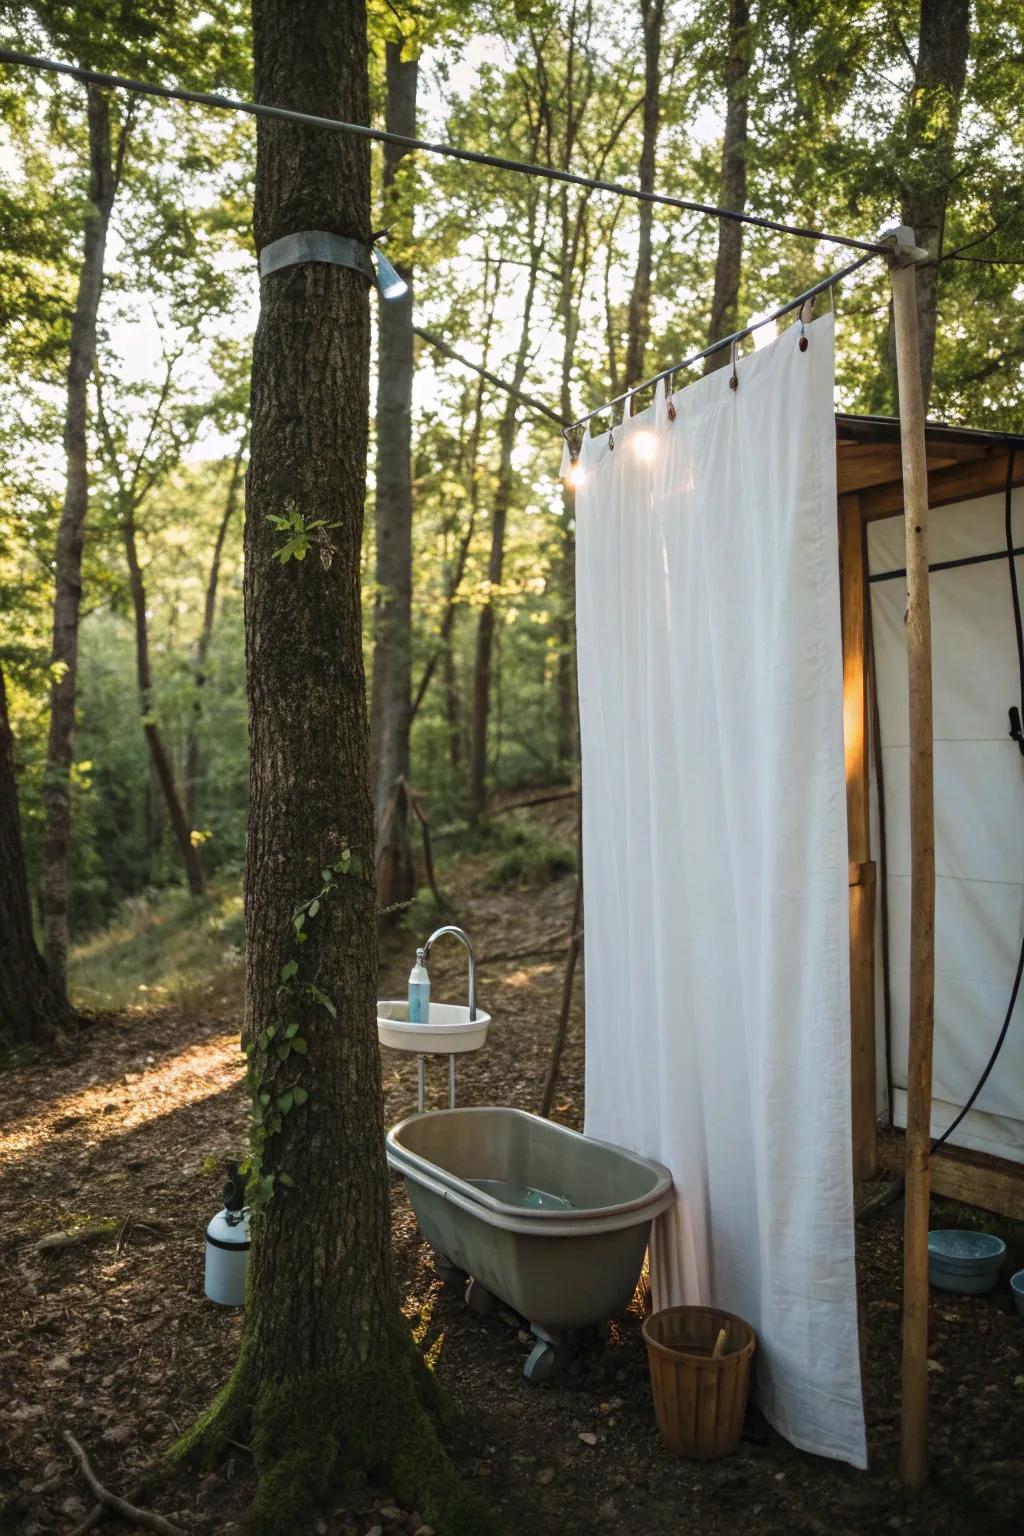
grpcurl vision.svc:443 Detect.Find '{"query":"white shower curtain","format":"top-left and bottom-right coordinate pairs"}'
top-left (573, 313), bottom-right (866, 1468)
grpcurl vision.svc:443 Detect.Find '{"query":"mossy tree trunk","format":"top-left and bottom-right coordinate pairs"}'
top-left (178, 5), bottom-right (493, 1533)
top-left (1, 663), bottom-right (75, 1047)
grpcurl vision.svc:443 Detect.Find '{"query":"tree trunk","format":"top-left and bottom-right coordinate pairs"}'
top-left (40, 84), bottom-right (117, 996)
top-left (1, 664), bottom-right (74, 1047)
top-left (623, 0), bottom-right (664, 390)
top-left (887, 0), bottom-right (971, 408)
top-left (184, 433), bottom-right (246, 826)
top-left (122, 502), bottom-right (206, 896)
top-left (178, 6), bottom-right (492, 1531)
top-left (371, 41), bottom-right (418, 912)
top-left (704, 0), bottom-right (750, 373)
top-left (468, 241), bottom-right (543, 822)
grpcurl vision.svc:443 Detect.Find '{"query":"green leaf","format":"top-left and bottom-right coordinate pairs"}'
top-left (276, 1041), bottom-right (292, 1061)
top-left (259, 1092), bottom-right (270, 1107)
top-left (277, 1091), bottom-right (293, 1114)
top-left (294, 911), bottom-right (305, 932)
top-left (296, 931), bottom-right (308, 944)
top-left (280, 959), bottom-right (298, 982)
top-left (285, 1021), bottom-right (299, 1039)
top-left (321, 869), bottom-right (333, 884)
top-left (259, 1174), bottom-right (275, 1201)
top-left (308, 897), bottom-right (320, 918)
top-left (239, 1157), bottom-right (251, 1175)
top-left (266, 1024), bottom-right (277, 1039)
top-left (278, 1171), bottom-right (295, 1188)
top-left (292, 1086), bottom-right (308, 1106)
top-left (291, 1036), bottom-right (309, 1055)
top-left (258, 1030), bottom-right (269, 1050)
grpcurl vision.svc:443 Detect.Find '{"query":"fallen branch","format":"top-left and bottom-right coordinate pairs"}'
top-left (38, 1218), bottom-right (170, 1255)
top-left (491, 788), bottom-right (578, 816)
top-left (70, 1482), bottom-right (145, 1536)
top-left (63, 1432), bottom-right (183, 1536)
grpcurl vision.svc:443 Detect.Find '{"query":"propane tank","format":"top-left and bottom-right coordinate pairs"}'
top-left (204, 1160), bottom-right (250, 1307)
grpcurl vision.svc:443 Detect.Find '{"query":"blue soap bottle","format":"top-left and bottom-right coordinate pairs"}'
top-left (408, 948), bottom-right (430, 1023)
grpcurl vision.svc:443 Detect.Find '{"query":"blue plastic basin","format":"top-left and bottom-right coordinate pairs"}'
top-left (927, 1229), bottom-right (1006, 1294)
top-left (1011, 1269), bottom-right (1024, 1321)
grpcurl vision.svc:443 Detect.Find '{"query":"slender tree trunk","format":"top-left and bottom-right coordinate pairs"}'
top-left (468, 238), bottom-right (543, 822)
top-left (371, 41), bottom-right (418, 911)
top-left (178, 7), bottom-right (491, 1531)
top-left (122, 502), bottom-right (206, 895)
top-left (40, 85), bottom-right (117, 996)
top-left (1, 664), bottom-right (74, 1046)
top-left (184, 434), bottom-right (246, 825)
top-left (705, 0), bottom-right (750, 372)
top-left (887, 0), bottom-right (971, 408)
top-left (623, 0), bottom-right (664, 390)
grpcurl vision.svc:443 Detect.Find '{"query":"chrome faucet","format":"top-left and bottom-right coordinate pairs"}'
top-left (423, 925), bottom-right (476, 1020)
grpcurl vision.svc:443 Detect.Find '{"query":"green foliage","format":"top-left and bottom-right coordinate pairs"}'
top-left (485, 818), bottom-right (577, 888)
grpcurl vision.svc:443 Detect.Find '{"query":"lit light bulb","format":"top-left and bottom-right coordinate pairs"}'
top-left (568, 460), bottom-right (586, 489)
top-left (631, 430), bottom-right (657, 462)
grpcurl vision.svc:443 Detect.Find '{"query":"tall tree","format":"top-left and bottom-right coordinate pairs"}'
top-left (95, 360), bottom-right (207, 895)
top-left (704, 0), bottom-right (751, 370)
top-left (178, 4), bottom-right (492, 1531)
top-left (468, 213), bottom-right (545, 821)
top-left (1, 661), bottom-right (74, 1047)
top-left (623, 0), bottom-right (665, 390)
top-left (184, 433), bottom-right (247, 826)
top-left (889, 0), bottom-right (972, 407)
top-left (371, 36), bottom-right (418, 911)
top-left (40, 82), bottom-right (123, 996)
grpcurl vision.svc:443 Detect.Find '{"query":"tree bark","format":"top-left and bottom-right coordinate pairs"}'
top-left (371, 40), bottom-right (418, 911)
top-left (1, 663), bottom-right (74, 1047)
top-left (184, 433), bottom-right (246, 826)
top-left (888, 0), bottom-right (971, 408)
top-left (178, 6), bottom-right (491, 1531)
top-left (623, 0), bottom-right (664, 390)
top-left (40, 84), bottom-right (117, 996)
top-left (704, 0), bottom-right (750, 373)
top-left (122, 502), bottom-right (206, 896)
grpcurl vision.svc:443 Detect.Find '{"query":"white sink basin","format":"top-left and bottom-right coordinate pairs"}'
top-left (377, 1001), bottom-right (491, 1056)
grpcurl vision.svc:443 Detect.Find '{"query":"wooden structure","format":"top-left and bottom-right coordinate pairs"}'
top-left (837, 410), bottom-right (1024, 1190)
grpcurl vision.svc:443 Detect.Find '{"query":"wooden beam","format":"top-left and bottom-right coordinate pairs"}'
top-left (878, 1133), bottom-right (1024, 1222)
top-left (841, 495), bottom-right (878, 1180)
top-left (859, 450), bottom-right (1024, 521)
top-left (890, 250), bottom-right (937, 1493)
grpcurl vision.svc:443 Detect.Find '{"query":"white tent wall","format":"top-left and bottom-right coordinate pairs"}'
top-left (868, 486), bottom-right (1024, 1165)
top-left (575, 313), bottom-right (866, 1469)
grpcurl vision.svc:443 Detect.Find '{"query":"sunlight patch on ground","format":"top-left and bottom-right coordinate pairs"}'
top-left (0, 1032), bottom-right (243, 1172)
top-left (502, 963), bottom-right (556, 988)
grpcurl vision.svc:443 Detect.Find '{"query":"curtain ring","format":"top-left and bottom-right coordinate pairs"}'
top-left (799, 295), bottom-right (814, 351)
top-left (729, 340), bottom-right (739, 391)
top-left (666, 371), bottom-right (677, 420)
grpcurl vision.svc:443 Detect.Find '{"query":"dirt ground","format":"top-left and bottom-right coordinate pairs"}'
top-left (2, 808), bottom-right (1023, 1535)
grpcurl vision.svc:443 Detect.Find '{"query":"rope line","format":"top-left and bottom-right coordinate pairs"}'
top-left (0, 49), bottom-right (892, 259)
top-left (562, 252), bottom-right (876, 441)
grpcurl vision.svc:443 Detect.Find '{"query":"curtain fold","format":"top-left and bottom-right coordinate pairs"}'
top-left (575, 313), bottom-right (866, 1468)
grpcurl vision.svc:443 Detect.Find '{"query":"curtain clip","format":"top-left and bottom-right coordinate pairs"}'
top-left (729, 340), bottom-right (739, 391)
top-left (666, 371), bottom-right (677, 420)
top-left (798, 296), bottom-right (814, 351)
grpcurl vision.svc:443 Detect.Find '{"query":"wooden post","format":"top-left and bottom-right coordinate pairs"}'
top-left (888, 228), bottom-right (936, 1491)
top-left (841, 493), bottom-right (879, 1180)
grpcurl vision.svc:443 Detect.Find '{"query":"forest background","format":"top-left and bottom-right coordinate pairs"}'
top-left (1, 0), bottom-right (1022, 1016)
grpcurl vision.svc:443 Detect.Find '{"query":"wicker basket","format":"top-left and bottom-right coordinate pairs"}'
top-left (642, 1305), bottom-right (756, 1459)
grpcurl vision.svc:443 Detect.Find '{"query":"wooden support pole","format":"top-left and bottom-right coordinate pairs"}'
top-left (888, 230), bottom-right (936, 1491)
top-left (841, 493), bottom-right (879, 1180)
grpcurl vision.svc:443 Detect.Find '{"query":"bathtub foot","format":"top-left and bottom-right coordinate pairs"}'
top-left (464, 1277), bottom-right (495, 1315)
top-left (523, 1325), bottom-right (567, 1384)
